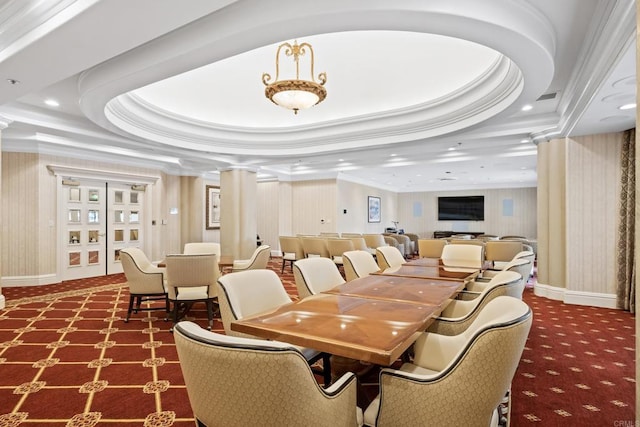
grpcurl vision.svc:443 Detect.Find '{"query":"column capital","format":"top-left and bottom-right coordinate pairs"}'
top-left (219, 165), bottom-right (259, 173)
top-left (0, 114), bottom-right (13, 129)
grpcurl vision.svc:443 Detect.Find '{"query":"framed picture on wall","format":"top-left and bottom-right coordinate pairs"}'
top-left (368, 196), bottom-right (381, 223)
top-left (206, 185), bottom-right (221, 229)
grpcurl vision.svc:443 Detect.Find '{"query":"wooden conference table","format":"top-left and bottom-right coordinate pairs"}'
top-left (231, 270), bottom-right (475, 366)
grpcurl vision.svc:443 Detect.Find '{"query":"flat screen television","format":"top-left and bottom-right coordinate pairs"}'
top-left (438, 196), bottom-right (484, 221)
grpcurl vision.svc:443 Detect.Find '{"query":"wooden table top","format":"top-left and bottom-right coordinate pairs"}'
top-left (372, 264), bottom-right (479, 281)
top-left (231, 293), bottom-right (442, 365)
top-left (323, 274), bottom-right (465, 308)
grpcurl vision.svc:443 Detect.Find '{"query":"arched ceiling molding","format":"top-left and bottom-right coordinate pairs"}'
top-left (104, 56), bottom-right (523, 156)
top-left (77, 0), bottom-right (556, 154)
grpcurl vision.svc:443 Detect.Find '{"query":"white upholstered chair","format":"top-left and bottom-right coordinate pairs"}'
top-left (216, 269), bottom-right (332, 385)
top-left (375, 246), bottom-right (406, 270)
top-left (165, 254), bottom-right (218, 330)
top-left (279, 236), bottom-right (305, 273)
top-left (493, 250), bottom-right (535, 278)
top-left (326, 238), bottom-right (355, 267)
top-left (231, 245), bottom-right (271, 272)
top-left (427, 271), bottom-right (523, 336)
top-left (183, 242), bottom-right (221, 273)
top-left (120, 247), bottom-right (169, 323)
top-left (363, 234), bottom-right (387, 252)
top-left (183, 242), bottom-right (220, 255)
top-left (293, 257), bottom-right (346, 299)
top-left (174, 321), bottom-right (363, 427)
top-left (363, 296), bottom-right (532, 427)
top-left (301, 237), bottom-right (331, 258)
top-left (417, 239), bottom-right (447, 259)
top-left (485, 241), bottom-right (524, 266)
top-left (474, 258), bottom-right (532, 291)
top-left (342, 250), bottom-right (380, 282)
top-left (441, 244), bottom-right (484, 269)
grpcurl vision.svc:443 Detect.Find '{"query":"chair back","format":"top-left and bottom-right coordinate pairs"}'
top-left (342, 250), bottom-right (380, 281)
top-left (119, 247), bottom-right (165, 294)
top-left (375, 246), bottom-right (406, 270)
top-left (392, 234), bottom-right (412, 257)
top-left (174, 321), bottom-right (359, 427)
top-left (441, 244), bottom-right (484, 268)
top-left (279, 236), bottom-right (305, 260)
top-left (326, 238), bottom-right (355, 263)
top-left (183, 242), bottom-right (220, 255)
top-left (164, 254), bottom-right (218, 299)
top-left (449, 239), bottom-right (485, 247)
top-left (341, 233), bottom-right (363, 238)
top-left (363, 234), bottom-right (386, 250)
top-left (374, 297), bottom-right (531, 426)
top-left (418, 239), bottom-right (447, 258)
top-left (300, 237), bottom-right (330, 258)
top-left (233, 245), bottom-right (271, 272)
top-left (293, 257), bottom-right (346, 299)
top-left (349, 237), bottom-right (369, 251)
top-left (429, 271), bottom-right (522, 336)
top-left (319, 232), bottom-right (340, 237)
top-left (216, 269), bottom-right (292, 336)
top-left (485, 241), bottom-right (523, 263)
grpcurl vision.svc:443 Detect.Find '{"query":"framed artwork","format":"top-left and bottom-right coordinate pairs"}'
top-left (206, 185), bottom-right (221, 229)
top-left (368, 196), bottom-right (381, 223)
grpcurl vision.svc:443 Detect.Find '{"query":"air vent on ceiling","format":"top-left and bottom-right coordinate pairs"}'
top-left (536, 92), bottom-right (557, 101)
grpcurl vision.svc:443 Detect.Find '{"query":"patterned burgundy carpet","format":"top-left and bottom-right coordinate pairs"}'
top-left (0, 259), bottom-right (635, 426)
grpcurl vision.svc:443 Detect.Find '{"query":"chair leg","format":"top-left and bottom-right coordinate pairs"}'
top-left (281, 259), bottom-right (286, 273)
top-left (125, 295), bottom-right (135, 323)
top-left (322, 353), bottom-right (332, 387)
top-left (135, 296), bottom-right (142, 313)
top-left (170, 301), bottom-right (179, 332)
top-left (164, 296), bottom-right (170, 321)
top-left (206, 300), bottom-right (214, 330)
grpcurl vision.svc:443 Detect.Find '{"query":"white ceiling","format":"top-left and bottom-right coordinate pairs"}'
top-left (0, 0), bottom-right (635, 192)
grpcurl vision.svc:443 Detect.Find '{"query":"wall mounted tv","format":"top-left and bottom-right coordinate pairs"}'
top-left (438, 196), bottom-right (485, 221)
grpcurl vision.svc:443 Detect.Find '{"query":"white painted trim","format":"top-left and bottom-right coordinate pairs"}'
top-left (0, 294), bottom-right (5, 310)
top-left (47, 164), bottom-right (159, 184)
top-left (564, 289), bottom-right (618, 309)
top-left (1, 274), bottom-right (59, 287)
top-left (534, 282), bottom-right (618, 309)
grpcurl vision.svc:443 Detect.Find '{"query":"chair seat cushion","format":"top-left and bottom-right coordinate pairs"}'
top-left (283, 253), bottom-right (297, 261)
top-left (174, 286), bottom-right (210, 301)
top-left (332, 256), bottom-right (343, 265)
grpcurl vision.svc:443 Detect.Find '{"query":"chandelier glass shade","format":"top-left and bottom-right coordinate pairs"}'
top-left (262, 40), bottom-right (327, 114)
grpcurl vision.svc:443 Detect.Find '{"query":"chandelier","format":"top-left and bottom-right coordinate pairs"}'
top-left (262, 40), bottom-right (327, 114)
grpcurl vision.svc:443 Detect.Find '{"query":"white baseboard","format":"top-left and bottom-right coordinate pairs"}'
top-left (1, 274), bottom-right (59, 287)
top-left (534, 282), bottom-right (618, 309)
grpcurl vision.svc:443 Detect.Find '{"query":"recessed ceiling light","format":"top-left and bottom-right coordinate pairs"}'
top-left (520, 139), bottom-right (529, 143)
top-left (44, 99), bottom-right (60, 107)
top-left (338, 158), bottom-right (344, 162)
top-left (448, 147), bottom-right (456, 151)
top-left (619, 103), bottom-right (636, 110)
top-left (390, 153), bottom-right (397, 157)
top-left (416, 174), bottom-right (422, 177)
top-left (521, 104), bottom-right (533, 111)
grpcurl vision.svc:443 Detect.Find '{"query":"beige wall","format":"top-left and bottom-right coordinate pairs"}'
top-left (565, 134), bottom-right (622, 296)
top-left (1, 152), bottom-right (182, 282)
top-left (292, 179), bottom-right (337, 235)
top-left (536, 132), bottom-right (623, 306)
top-left (337, 179), bottom-right (398, 234)
top-left (397, 187), bottom-right (537, 238)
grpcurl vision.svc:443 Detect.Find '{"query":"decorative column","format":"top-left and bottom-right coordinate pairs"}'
top-left (0, 115), bottom-right (12, 310)
top-left (220, 167), bottom-right (258, 260)
top-left (535, 138), bottom-right (567, 297)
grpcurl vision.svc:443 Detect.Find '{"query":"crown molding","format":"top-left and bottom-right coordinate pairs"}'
top-left (554, 0), bottom-right (636, 138)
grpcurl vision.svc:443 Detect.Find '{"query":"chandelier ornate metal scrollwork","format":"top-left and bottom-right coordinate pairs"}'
top-left (262, 40), bottom-right (327, 114)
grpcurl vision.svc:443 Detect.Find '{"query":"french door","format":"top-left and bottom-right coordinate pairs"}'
top-left (61, 180), bottom-right (146, 280)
